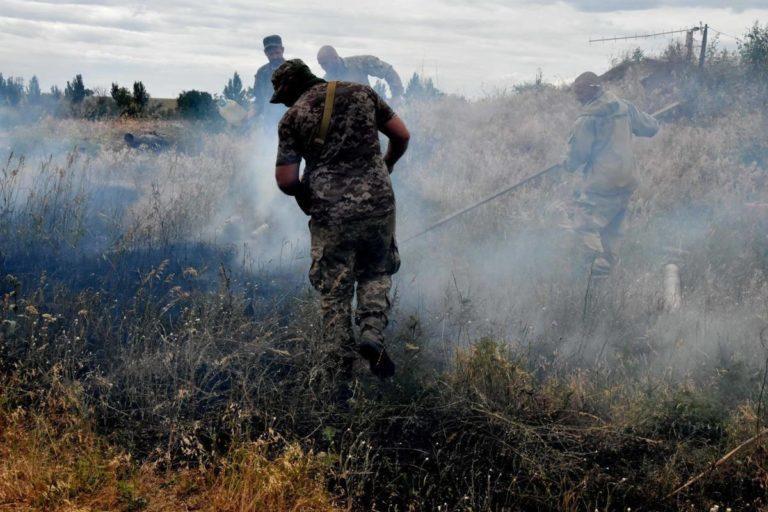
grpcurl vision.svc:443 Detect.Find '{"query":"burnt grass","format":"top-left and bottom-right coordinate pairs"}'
top-left (3, 64), bottom-right (768, 509)
top-left (1, 250), bottom-right (767, 511)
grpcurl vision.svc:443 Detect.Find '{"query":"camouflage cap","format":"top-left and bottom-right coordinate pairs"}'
top-left (270, 59), bottom-right (324, 104)
top-left (263, 34), bottom-right (283, 50)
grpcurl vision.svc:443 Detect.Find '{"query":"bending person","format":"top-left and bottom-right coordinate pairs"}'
top-left (317, 45), bottom-right (404, 101)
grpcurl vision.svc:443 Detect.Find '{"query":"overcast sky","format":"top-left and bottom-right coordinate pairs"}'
top-left (0, 0), bottom-right (766, 98)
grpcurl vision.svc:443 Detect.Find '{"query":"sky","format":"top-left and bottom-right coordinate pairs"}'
top-left (0, 0), bottom-right (766, 99)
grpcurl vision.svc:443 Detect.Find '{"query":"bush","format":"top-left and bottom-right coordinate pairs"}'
top-left (110, 83), bottom-right (132, 110)
top-left (177, 90), bottom-right (221, 121)
top-left (739, 22), bottom-right (768, 79)
top-left (110, 81), bottom-right (151, 117)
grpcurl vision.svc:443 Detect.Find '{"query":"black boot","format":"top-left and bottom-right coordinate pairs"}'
top-left (358, 339), bottom-right (395, 380)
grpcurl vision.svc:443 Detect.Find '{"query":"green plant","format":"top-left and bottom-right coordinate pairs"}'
top-left (739, 22), bottom-right (768, 79)
top-left (177, 90), bottom-right (221, 121)
top-left (223, 71), bottom-right (248, 106)
top-left (64, 74), bottom-right (90, 104)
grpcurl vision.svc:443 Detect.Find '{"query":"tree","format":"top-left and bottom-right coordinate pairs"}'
top-left (132, 81), bottom-right (150, 110)
top-left (223, 72), bottom-right (247, 106)
top-left (50, 85), bottom-right (62, 100)
top-left (405, 72), bottom-right (444, 102)
top-left (111, 83), bottom-right (132, 110)
top-left (739, 22), bottom-right (768, 79)
top-left (27, 76), bottom-right (41, 104)
top-left (65, 74), bottom-right (89, 104)
top-left (0, 74), bottom-right (7, 105)
top-left (110, 81), bottom-right (150, 116)
top-left (177, 90), bottom-right (220, 120)
top-left (0, 74), bottom-right (25, 106)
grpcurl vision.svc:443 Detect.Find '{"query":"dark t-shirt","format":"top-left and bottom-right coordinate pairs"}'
top-left (276, 81), bottom-right (396, 223)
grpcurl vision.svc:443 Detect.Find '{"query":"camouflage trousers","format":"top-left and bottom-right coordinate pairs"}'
top-left (308, 212), bottom-right (401, 370)
top-left (572, 188), bottom-right (632, 276)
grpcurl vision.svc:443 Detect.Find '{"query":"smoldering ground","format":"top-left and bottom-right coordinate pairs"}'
top-left (4, 58), bottom-right (768, 509)
top-left (3, 72), bottom-right (768, 381)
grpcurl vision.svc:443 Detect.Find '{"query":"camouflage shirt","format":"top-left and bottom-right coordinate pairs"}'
top-left (276, 81), bottom-right (396, 224)
top-left (324, 56), bottom-right (404, 98)
top-left (564, 90), bottom-right (659, 193)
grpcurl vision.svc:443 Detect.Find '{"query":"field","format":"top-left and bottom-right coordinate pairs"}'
top-left (2, 57), bottom-right (768, 511)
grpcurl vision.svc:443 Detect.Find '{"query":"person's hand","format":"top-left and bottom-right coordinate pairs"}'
top-left (294, 181), bottom-right (312, 215)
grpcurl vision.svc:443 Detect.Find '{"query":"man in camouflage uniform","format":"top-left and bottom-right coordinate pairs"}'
top-left (270, 60), bottom-right (411, 380)
top-left (317, 46), bottom-right (404, 102)
top-left (251, 35), bottom-right (287, 125)
top-left (563, 71), bottom-right (659, 277)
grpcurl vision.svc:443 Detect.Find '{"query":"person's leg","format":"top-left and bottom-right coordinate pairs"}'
top-left (356, 274), bottom-right (392, 349)
top-left (308, 221), bottom-right (357, 379)
top-left (599, 192), bottom-right (631, 268)
top-left (354, 213), bottom-right (400, 378)
top-left (573, 191), bottom-right (610, 275)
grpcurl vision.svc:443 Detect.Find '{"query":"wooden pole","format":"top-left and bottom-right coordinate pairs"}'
top-left (685, 30), bottom-right (694, 63)
top-left (699, 24), bottom-right (708, 69)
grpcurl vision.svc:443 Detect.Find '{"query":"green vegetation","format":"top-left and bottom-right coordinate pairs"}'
top-left (177, 89), bottom-right (221, 120)
top-left (111, 81), bottom-right (151, 117)
top-left (223, 71), bottom-right (248, 107)
top-left (740, 22), bottom-right (768, 79)
top-left (405, 71), bottom-right (443, 101)
top-left (64, 74), bottom-right (91, 104)
top-left (0, 73), bottom-right (25, 106)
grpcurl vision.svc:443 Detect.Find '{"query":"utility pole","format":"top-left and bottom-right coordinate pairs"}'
top-left (699, 24), bottom-right (709, 68)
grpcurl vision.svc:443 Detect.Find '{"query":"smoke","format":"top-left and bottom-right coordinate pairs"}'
top-left (380, 79), bottom-right (768, 379)
top-left (203, 126), bottom-right (309, 268)
top-left (1, 69), bottom-right (767, 384)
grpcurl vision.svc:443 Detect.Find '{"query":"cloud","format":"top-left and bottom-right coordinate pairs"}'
top-left (0, 0), bottom-right (765, 98)
top-left (558, 0), bottom-right (768, 12)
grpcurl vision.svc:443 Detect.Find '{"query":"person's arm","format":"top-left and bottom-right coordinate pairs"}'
top-left (275, 163), bottom-right (301, 195)
top-left (275, 118), bottom-right (311, 214)
top-left (628, 102), bottom-right (660, 138)
top-left (563, 116), bottom-right (594, 172)
top-left (380, 115), bottom-right (410, 174)
top-left (360, 55), bottom-right (404, 99)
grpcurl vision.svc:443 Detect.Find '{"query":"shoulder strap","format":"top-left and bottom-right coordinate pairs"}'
top-left (313, 81), bottom-right (337, 147)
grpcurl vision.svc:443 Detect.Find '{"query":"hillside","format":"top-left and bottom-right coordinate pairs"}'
top-left (1, 57), bottom-right (768, 510)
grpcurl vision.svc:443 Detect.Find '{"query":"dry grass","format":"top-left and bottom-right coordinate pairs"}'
top-left (0, 371), bottom-right (129, 511)
top-left (207, 439), bottom-right (341, 512)
top-left (0, 377), bottom-right (342, 512)
top-left (2, 55), bottom-right (768, 510)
